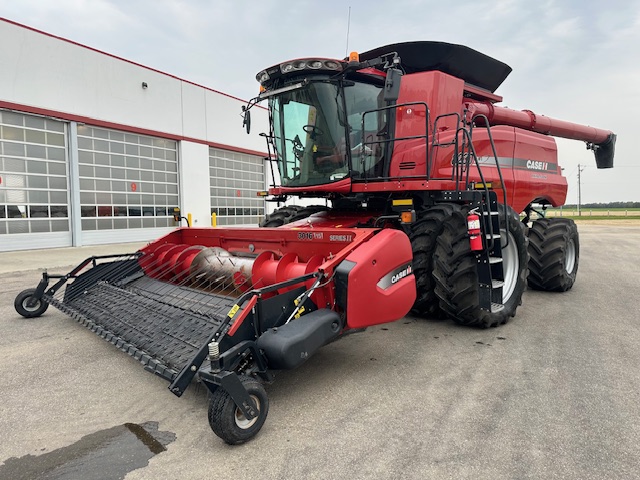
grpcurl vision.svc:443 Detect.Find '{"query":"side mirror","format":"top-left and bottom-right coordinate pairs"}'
top-left (242, 106), bottom-right (251, 134)
top-left (383, 68), bottom-right (402, 103)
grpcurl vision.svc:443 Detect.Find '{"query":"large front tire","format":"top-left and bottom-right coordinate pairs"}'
top-left (208, 375), bottom-right (269, 445)
top-left (14, 288), bottom-right (49, 318)
top-left (433, 206), bottom-right (529, 328)
top-left (409, 204), bottom-right (456, 317)
top-left (527, 218), bottom-right (579, 292)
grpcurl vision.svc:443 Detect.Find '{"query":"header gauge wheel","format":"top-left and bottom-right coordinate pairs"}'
top-left (14, 288), bottom-right (49, 318)
top-left (208, 375), bottom-right (269, 445)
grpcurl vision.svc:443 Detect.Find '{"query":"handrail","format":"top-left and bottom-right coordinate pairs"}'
top-left (359, 101), bottom-right (430, 182)
top-left (469, 115), bottom-right (510, 249)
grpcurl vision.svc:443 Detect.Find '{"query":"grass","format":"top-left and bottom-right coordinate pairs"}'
top-left (547, 208), bottom-right (639, 215)
top-left (535, 208), bottom-right (640, 221)
top-left (561, 215), bottom-right (640, 221)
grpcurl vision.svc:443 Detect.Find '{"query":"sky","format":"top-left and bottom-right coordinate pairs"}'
top-left (1, 0), bottom-right (639, 203)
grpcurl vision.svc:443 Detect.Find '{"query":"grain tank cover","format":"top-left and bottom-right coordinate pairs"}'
top-left (359, 41), bottom-right (512, 93)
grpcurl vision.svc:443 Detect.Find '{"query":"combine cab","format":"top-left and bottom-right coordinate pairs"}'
top-left (16, 41), bottom-right (615, 443)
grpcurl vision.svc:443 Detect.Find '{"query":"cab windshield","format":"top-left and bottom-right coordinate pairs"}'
top-left (269, 80), bottom-right (385, 188)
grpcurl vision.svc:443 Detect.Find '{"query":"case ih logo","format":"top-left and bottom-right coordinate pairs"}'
top-left (526, 160), bottom-right (549, 171)
top-left (514, 158), bottom-right (557, 172)
top-left (391, 264), bottom-right (412, 284)
top-left (376, 263), bottom-right (413, 290)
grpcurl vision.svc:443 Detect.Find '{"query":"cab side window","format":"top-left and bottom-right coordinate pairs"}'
top-left (344, 83), bottom-right (386, 178)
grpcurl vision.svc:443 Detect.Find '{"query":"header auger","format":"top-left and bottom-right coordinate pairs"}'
top-left (16, 41), bottom-right (615, 444)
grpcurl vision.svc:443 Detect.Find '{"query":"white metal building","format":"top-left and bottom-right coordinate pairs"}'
top-left (0, 18), bottom-right (271, 252)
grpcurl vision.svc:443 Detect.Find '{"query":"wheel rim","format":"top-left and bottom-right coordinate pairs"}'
top-left (501, 230), bottom-right (519, 303)
top-left (565, 238), bottom-right (576, 273)
top-left (234, 395), bottom-right (260, 429)
top-left (22, 297), bottom-right (42, 313)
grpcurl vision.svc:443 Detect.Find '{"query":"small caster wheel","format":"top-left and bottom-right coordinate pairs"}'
top-left (14, 288), bottom-right (49, 318)
top-left (208, 375), bottom-right (269, 445)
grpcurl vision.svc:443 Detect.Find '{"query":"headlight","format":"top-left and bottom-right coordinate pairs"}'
top-left (278, 58), bottom-right (343, 75)
top-left (323, 60), bottom-right (341, 70)
top-left (256, 70), bottom-right (270, 83)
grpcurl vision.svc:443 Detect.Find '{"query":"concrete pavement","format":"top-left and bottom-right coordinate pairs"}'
top-left (1, 223), bottom-right (640, 479)
top-left (0, 242), bottom-right (146, 275)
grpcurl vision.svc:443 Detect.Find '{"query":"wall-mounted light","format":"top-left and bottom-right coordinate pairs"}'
top-left (141, 82), bottom-right (148, 89)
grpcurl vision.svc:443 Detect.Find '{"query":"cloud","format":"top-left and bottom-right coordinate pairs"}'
top-left (1, 0), bottom-right (639, 201)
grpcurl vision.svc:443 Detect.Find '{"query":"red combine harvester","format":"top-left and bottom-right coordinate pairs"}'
top-left (15, 42), bottom-right (616, 444)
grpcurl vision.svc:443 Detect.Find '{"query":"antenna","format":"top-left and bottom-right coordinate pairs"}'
top-left (345, 6), bottom-right (351, 57)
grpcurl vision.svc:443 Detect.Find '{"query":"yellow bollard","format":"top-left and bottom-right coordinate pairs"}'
top-left (187, 212), bottom-right (192, 227)
top-left (211, 212), bottom-right (217, 227)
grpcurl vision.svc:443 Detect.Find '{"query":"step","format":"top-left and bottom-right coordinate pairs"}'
top-left (491, 302), bottom-right (505, 313)
top-left (492, 280), bottom-right (505, 289)
top-left (489, 256), bottom-right (503, 264)
top-left (485, 233), bottom-right (501, 240)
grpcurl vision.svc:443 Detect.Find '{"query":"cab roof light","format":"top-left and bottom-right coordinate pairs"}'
top-left (322, 60), bottom-right (342, 70)
top-left (349, 51), bottom-right (359, 62)
top-left (256, 70), bottom-right (270, 83)
top-left (279, 59), bottom-right (343, 75)
top-left (258, 81), bottom-right (306, 100)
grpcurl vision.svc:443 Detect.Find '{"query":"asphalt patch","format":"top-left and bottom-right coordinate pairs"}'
top-left (0, 421), bottom-right (175, 480)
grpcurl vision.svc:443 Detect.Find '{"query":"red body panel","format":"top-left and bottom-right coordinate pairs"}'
top-left (511, 129), bottom-right (567, 211)
top-left (339, 229), bottom-right (416, 329)
top-left (431, 125), bottom-right (515, 204)
top-left (267, 64), bottom-right (611, 213)
top-left (139, 224), bottom-right (417, 329)
top-left (381, 70), bottom-right (573, 212)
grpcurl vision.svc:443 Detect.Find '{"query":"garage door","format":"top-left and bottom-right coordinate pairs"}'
top-left (77, 125), bottom-right (179, 244)
top-left (0, 110), bottom-right (70, 251)
top-left (209, 148), bottom-right (265, 226)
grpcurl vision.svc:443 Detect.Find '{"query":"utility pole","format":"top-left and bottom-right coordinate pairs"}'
top-left (577, 164), bottom-right (585, 216)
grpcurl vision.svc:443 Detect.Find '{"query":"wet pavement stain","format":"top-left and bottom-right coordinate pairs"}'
top-left (0, 421), bottom-right (176, 480)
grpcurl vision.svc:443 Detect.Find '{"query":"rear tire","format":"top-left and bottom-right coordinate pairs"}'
top-left (527, 218), bottom-right (579, 291)
top-left (433, 205), bottom-right (528, 328)
top-left (14, 288), bottom-right (49, 318)
top-left (208, 375), bottom-right (269, 445)
top-left (287, 205), bottom-right (329, 223)
top-left (409, 204), bottom-right (456, 318)
top-left (259, 205), bottom-right (328, 227)
top-left (259, 205), bottom-right (302, 227)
